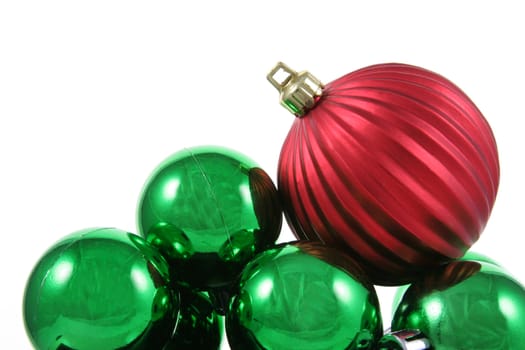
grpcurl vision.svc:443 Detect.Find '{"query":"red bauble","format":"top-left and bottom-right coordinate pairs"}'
top-left (269, 62), bottom-right (499, 285)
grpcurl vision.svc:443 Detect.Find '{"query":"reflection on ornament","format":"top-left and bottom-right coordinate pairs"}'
top-left (392, 251), bottom-right (503, 315)
top-left (269, 62), bottom-right (500, 285)
top-left (392, 261), bottom-right (525, 349)
top-left (137, 146), bottom-right (282, 290)
top-left (164, 289), bottom-right (222, 349)
top-left (226, 241), bottom-right (383, 349)
top-left (23, 228), bottom-right (179, 350)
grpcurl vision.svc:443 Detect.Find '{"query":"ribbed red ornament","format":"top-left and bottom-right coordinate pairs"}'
top-left (271, 62), bottom-right (499, 285)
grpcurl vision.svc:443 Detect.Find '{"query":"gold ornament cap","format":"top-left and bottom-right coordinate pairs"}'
top-left (378, 330), bottom-right (431, 350)
top-left (267, 62), bottom-right (323, 117)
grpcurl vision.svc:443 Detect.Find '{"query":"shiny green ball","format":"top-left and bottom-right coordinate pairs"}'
top-left (227, 242), bottom-right (383, 350)
top-left (391, 251), bottom-right (502, 316)
top-left (392, 260), bottom-right (525, 349)
top-left (23, 228), bottom-right (179, 350)
top-left (137, 146), bottom-right (282, 290)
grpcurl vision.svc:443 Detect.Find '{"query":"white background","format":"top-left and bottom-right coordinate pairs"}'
top-left (1, 1), bottom-right (524, 349)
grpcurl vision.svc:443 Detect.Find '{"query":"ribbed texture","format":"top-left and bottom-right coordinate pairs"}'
top-left (278, 63), bottom-right (499, 285)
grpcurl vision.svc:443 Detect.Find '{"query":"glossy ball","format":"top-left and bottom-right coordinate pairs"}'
top-left (226, 242), bottom-right (383, 350)
top-left (276, 63), bottom-right (500, 285)
top-left (391, 251), bottom-right (502, 315)
top-left (137, 146), bottom-right (282, 290)
top-left (164, 290), bottom-right (222, 349)
top-left (392, 261), bottom-right (525, 349)
top-left (23, 228), bottom-right (179, 350)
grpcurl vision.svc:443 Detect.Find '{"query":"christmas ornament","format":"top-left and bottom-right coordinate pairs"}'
top-left (164, 289), bottom-right (222, 349)
top-left (23, 228), bottom-right (179, 350)
top-left (137, 145), bottom-right (282, 290)
top-left (226, 241), bottom-right (383, 350)
top-left (392, 260), bottom-right (525, 349)
top-left (268, 62), bottom-right (500, 285)
top-left (391, 251), bottom-right (502, 314)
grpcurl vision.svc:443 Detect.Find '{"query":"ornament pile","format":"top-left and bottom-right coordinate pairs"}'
top-left (23, 62), bottom-right (524, 350)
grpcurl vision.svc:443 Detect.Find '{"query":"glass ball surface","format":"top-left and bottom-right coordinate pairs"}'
top-left (392, 261), bottom-right (525, 349)
top-left (23, 227), bottom-right (179, 350)
top-left (226, 242), bottom-right (383, 350)
top-left (137, 146), bottom-right (282, 290)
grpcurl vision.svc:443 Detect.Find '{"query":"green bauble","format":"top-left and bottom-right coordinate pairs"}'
top-left (226, 242), bottom-right (383, 350)
top-left (23, 228), bottom-right (179, 350)
top-left (391, 251), bottom-right (502, 316)
top-left (392, 261), bottom-right (525, 349)
top-left (137, 146), bottom-right (282, 290)
top-left (164, 289), bottom-right (222, 349)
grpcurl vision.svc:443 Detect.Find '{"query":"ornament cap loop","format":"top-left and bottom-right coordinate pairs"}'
top-left (267, 62), bottom-right (323, 117)
top-left (378, 329), bottom-right (431, 350)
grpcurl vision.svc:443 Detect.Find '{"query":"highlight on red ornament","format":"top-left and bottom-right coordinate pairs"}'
top-left (269, 61), bottom-right (500, 285)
